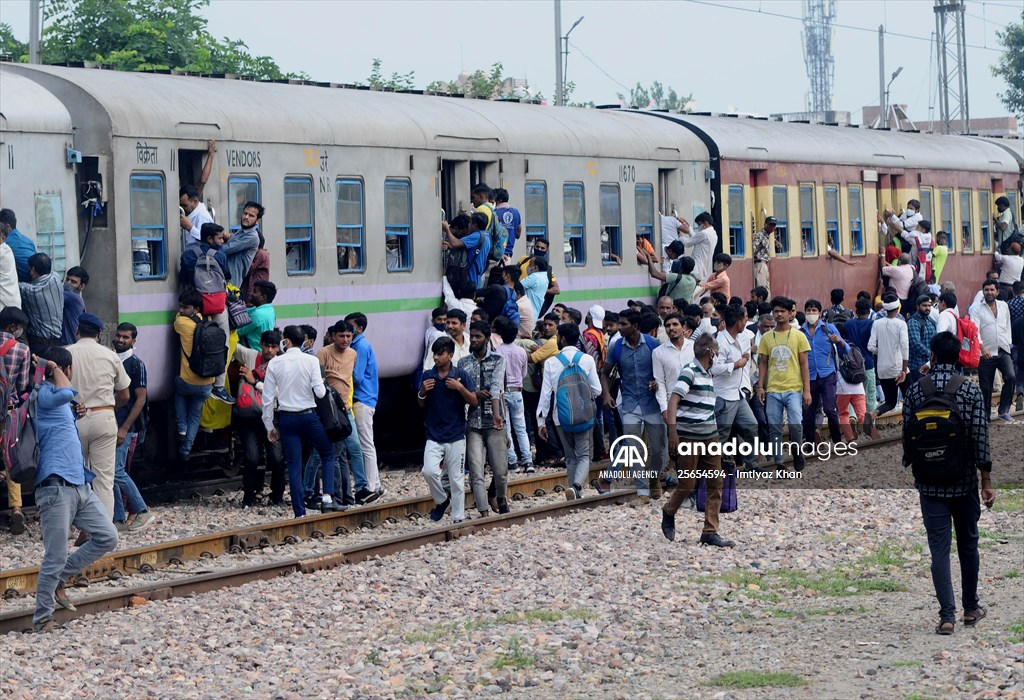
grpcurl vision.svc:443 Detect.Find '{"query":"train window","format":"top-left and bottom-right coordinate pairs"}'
top-left (384, 178), bottom-right (413, 272)
top-left (600, 183), bottom-right (621, 266)
top-left (227, 176), bottom-right (260, 232)
top-left (979, 190), bottom-right (991, 254)
top-left (34, 194), bottom-right (66, 276)
top-left (129, 173), bottom-right (167, 280)
top-left (284, 176), bottom-right (314, 275)
top-left (848, 185), bottom-right (864, 255)
top-left (563, 183), bottom-right (586, 267)
top-left (919, 188), bottom-right (933, 223)
top-left (336, 178), bottom-right (365, 273)
top-left (772, 186), bottom-right (789, 256)
top-left (824, 185), bottom-right (840, 255)
top-left (799, 184), bottom-right (816, 256)
top-left (963, 191), bottom-right (979, 253)
top-left (635, 184), bottom-right (655, 259)
top-left (728, 185), bottom-right (745, 258)
top-left (524, 182), bottom-right (547, 254)
top-left (939, 190), bottom-right (953, 244)
top-left (1008, 192), bottom-right (1019, 234)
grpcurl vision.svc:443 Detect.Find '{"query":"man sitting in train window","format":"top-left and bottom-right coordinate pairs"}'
top-left (993, 196), bottom-right (1018, 252)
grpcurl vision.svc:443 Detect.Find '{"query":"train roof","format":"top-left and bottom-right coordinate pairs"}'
top-left (4, 64), bottom-right (706, 161)
top-left (967, 135), bottom-right (1024, 168)
top-left (636, 112), bottom-right (1019, 174)
top-left (0, 68), bottom-right (73, 136)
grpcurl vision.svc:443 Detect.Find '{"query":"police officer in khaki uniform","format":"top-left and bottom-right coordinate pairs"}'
top-left (66, 313), bottom-right (130, 518)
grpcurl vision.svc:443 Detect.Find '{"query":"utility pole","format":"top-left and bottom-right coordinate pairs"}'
top-left (934, 0), bottom-right (970, 134)
top-left (878, 26), bottom-right (886, 128)
top-left (554, 0), bottom-right (563, 106)
top-left (29, 0), bottom-right (41, 64)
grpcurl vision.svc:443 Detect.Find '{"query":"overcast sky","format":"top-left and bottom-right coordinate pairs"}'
top-left (3, 0), bottom-right (1019, 123)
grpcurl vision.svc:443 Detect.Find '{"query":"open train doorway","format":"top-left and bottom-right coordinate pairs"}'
top-left (658, 168), bottom-right (675, 215)
top-left (440, 159), bottom-right (459, 220)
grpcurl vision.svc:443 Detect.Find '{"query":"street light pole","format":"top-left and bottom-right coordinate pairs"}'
top-left (554, 0), bottom-right (563, 106)
top-left (562, 16), bottom-right (584, 105)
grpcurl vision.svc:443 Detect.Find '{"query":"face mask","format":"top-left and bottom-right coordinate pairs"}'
top-left (13, 327), bottom-right (24, 339)
top-left (534, 249), bottom-right (547, 258)
top-left (805, 313), bottom-right (820, 325)
top-left (433, 322), bottom-right (445, 331)
top-left (280, 341), bottom-right (288, 352)
top-left (905, 209), bottom-right (916, 218)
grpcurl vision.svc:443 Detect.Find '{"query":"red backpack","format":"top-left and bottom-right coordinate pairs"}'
top-left (954, 314), bottom-right (980, 369)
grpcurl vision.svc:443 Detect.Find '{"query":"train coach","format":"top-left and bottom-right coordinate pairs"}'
top-left (0, 63), bottom-right (711, 471)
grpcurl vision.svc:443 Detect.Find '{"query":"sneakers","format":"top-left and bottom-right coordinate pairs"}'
top-left (33, 618), bottom-right (57, 633)
top-left (429, 497), bottom-right (451, 522)
top-left (375, 485), bottom-right (386, 497)
top-left (564, 484), bottom-right (580, 501)
top-left (9, 509), bottom-right (25, 536)
top-left (129, 510), bottom-right (155, 531)
top-left (998, 413), bottom-right (1013, 422)
top-left (699, 532), bottom-right (736, 548)
top-left (319, 499), bottom-right (345, 513)
top-left (210, 387), bottom-right (236, 405)
top-left (54, 584), bottom-right (77, 611)
top-left (498, 502), bottom-right (510, 515)
top-left (524, 464), bottom-right (536, 474)
top-left (661, 511), bottom-right (676, 542)
top-left (354, 488), bottom-right (380, 506)
top-left (591, 478), bottom-right (610, 494)
top-left (115, 521), bottom-right (132, 533)
top-left (508, 463), bottom-right (522, 474)
top-left (452, 518), bottom-right (464, 524)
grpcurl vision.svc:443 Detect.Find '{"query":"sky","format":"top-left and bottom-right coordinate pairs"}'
top-left (2, 0), bottom-right (1020, 124)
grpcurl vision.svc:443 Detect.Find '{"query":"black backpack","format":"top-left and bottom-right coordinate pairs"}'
top-left (824, 307), bottom-right (854, 334)
top-left (837, 345), bottom-right (867, 384)
top-left (904, 375), bottom-right (971, 485)
top-left (184, 314), bottom-right (227, 378)
top-left (444, 246), bottom-right (470, 294)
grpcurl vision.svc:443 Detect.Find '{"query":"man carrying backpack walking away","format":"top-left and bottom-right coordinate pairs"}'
top-left (903, 332), bottom-right (994, 635)
top-left (538, 323), bottom-right (601, 501)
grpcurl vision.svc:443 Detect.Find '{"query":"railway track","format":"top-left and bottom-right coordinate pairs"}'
top-left (0, 490), bottom-right (634, 634)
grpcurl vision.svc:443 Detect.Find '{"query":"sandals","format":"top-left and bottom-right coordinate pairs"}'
top-left (935, 620), bottom-right (955, 635)
top-left (963, 607), bottom-right (987, 627)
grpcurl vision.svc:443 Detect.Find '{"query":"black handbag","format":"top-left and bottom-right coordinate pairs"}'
top-left (316, 387), bottom-right (352, 442)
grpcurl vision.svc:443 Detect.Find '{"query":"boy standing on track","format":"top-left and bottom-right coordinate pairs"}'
top-left (346, 312), bottom-right (383, 497)
top-left (459, 321), bottom-right (508, 516)
top-left (32, 347), bottom-right (118, 632)
top-left (418, 336), bottom-right (477, 524)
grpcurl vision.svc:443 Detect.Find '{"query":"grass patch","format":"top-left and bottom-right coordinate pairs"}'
top-left (1005, 571), bottom-right (1021, 579)
top-left (1010, 618), bottom-right (1024, 645)
top-left (707, 671), bottom-right (806, 688)
top-left (567, 606), bottom-right (596, 621)
top-left (404, 624), bottom-right (458, 644)
top-left (996, 482), bottom-right (1023, 490)
top-left (772, 569), bottom-right (906, 597)
top-left (993, 490), bottom-right (1024, 513)
top-left (365, 649), bottom-right (382, 665)
top-left (893, 660), bottom-right (923, 668)
top-left (804, 606), bottom-right (866, 616)
top-left (858, 543), bottom-right (910, 568)
top-left (905, 695), bottom-right (938, 700)
top-left (405, 608), bottom-right (573, 644)
top-left (493, 636), bottom-right (535, 669)
top-left (496, 609), bottom-right (563, 624)
top-left (769, 608), bottom-right (796, 618)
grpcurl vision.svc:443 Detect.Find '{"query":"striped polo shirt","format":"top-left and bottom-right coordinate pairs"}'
top-left (672, 360), bottom-right (718, 439)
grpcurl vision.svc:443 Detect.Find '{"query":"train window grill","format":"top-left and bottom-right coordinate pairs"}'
top-left (799, 184), bottom-right (816, 256)
top-left (728, 185), bottom-right (746, 258)
top-left (848, 185), bottom-right (864, 255)
top-left (964, 191), bottom-right (979, 253)
top-left (284, 177), bottom-right (315, 275)
top-left (772, 186), bottom-right (789, 256)
top-left (384, 178), bottom-right (412, 272)
top-left (563, 183), bottom-right (586, 267)
top-left (524, 182), bottom-right (547, 254)
top-left (919, 188), bottom-right (933, 224)
top-left (940, 190), bottom-right (953, 247)
top-left (635, 184), bottom-right (655, 261)
top-left (600, 183), bottom-right (622, 266)
top-left (336, 178), bottom-right (365, 273)
top-left (978, 190), bottom-right (990, 255)
top-left (824, 185), bottom-right (840, 255)
top-left (34, 194), bottom-right (66, 276)
top-left (227, 176), bottom-right (260, 232)
top-left (129, 173), bottom-right (167, 280)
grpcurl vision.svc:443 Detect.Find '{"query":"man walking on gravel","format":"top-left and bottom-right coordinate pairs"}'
top-left (459, 321), bottom-right (508, 516)
top-left (903, 332), bottom-right (994, 635)
top-left (347, 312), bottom-right (383, 496)
top-left (33, 347), bottom-right (118, 632)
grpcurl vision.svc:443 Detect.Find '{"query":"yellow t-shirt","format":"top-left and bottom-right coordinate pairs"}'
top-left (475, 204), bottom-right (493, 230)
top-left (174, 314), bottom-right (216, 386)
top-left (757, 329), bottom-right (811, 394)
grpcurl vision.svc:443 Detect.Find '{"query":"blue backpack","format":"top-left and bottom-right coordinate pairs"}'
top-left (554, 352), bottom-right (596, 433)
top-left (607, 334), bottom-right (660, 365)
top-left (501, 287), bottom-right (521, 327)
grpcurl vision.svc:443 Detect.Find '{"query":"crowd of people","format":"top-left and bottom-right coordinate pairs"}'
top-left (1, 174), bottom-right (1021, 632)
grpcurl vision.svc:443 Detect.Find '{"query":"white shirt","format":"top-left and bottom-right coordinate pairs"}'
top-left (994, 252), bottom-right (1024, 285)
top-left (537, 347), bottom-right (601, 426)
top-left (890, 211), bottom-right (923, 236)
top-left (652, 338), bottom-right (695, 412)
top-left (836, 370), bottom-right (865, 395)
top-left (424, 329), bottom-right (469, 370)
top-left (261, 347), bottom-right (327, 431)
top-left (0, 242), bottom-right (20, 310)
top-left (684, 226), bottom-right (718, 281)
top-left (970, 299), bottom-right (1012, 355)
top-left (867, 316), bottom-right (909, 380)
top-left (936, 307), bottom-right (959, 336)
top-left (184, 202), bottom-right (214, 242)
top-left (710, 330), bottom-right (749, 401)
top-left (441, 276), bottom-right (479, 317)
top-left (736, 328), bottom-right (756, 393)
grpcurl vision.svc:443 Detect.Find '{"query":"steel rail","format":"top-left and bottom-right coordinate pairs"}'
top-left (0, 490), bottom-right (634, 634)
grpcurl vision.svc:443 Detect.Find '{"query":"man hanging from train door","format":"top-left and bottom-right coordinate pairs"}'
top-left (752, 216), bottom-right (776, 295)
top-left (179, 139), bottom-right (217, 248)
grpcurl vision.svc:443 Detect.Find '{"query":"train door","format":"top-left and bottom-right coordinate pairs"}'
top-left (750, 168), bottom-right (768, 234)
top-left (439, 158), bottom-right (470, 219)
top-left (470, 160), bottom-right (496, 193)
top-left (658, 168), bottom-right (675, 214)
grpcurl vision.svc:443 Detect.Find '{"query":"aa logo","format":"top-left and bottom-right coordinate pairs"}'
top-left (610, 435), bottom-right (648, 470)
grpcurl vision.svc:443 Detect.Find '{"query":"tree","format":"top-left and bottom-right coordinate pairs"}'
top-left (35, 0), bottom-right (303, 79)
top-left (0, 23), bottom-right (28, 60)
top-left (618, 81), bottom-right (691, 110)
top-left (366, 58), bottom-right (415, 91)
top-left (992, 11), bottom-right (1024, 118)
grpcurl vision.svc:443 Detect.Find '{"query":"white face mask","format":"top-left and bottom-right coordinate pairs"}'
top-left (905, 208), bottom-right (916, 218)
top-left (805, 313), bottom-right (820, 325)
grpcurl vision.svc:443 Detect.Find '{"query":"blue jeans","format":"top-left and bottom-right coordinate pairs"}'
top-left (919, 490), bottom-right (981, 621)
top-left (302, 411), bottom-right (366, 503)
top-left (174, 377), bottom-right (212, 458)
top-left (113, 432), bottom-right (146, 523)
top-left (766, 390), bottom-right (804, 466)
top-left (279, 410), bottom-right (335, 517)
top-left (503, 392), bottom-right (533, 467)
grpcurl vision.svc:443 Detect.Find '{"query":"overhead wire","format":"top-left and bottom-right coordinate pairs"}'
top-left (566, 41), bottom-right (632, 95)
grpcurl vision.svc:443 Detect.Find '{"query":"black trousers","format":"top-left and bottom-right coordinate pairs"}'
top-left (237, 420), bottom-right (285, 500)
top-left (919, 490), bottom-right (981, 621)
top-left (978, 350), bottom-right (1016, 416)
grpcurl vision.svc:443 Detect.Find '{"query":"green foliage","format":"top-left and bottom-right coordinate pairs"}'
top-left (38, 0), bottom-right (302, 79)
top-left (1010, 618), bottom-right (1024, 644)
top-left (493, 636), bottom-right (536, 669)
top-left (618, 80), bottom-right (691, 110)
top-left (708, 671), bottom-right (806, 688)
top-left (0, 22), bottom-right (28, 60)
top-left (992, 12), bottom-right (1024, 117)
top-left (465, 62), bottom-right (504, 99)
top-left (366, 57), bottom-right (415, 91)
